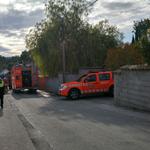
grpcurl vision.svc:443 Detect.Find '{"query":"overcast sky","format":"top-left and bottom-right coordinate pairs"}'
top-left (0, 0), bottom-right (150, 57)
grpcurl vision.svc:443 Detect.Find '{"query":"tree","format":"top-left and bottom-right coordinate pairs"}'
top-left (133, 19), bottom-right (150, 41)
top-left (20, 50), bottom-right (32, 64)
top-left (140, 36), bottom-right (150, 64)
top-left (131, 35), bottom-right (135, 44)
top-left (26, 0), bottom-right (123, 77)
top-left (105, 44), bottom-right (144, 70)
top-left (0, 51), bottom-right (32, 72)
top-left (133, 18), bottom-right (150, 64)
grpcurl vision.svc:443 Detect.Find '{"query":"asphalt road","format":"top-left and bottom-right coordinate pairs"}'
top-left (9, 91), bottom-right (150, 150)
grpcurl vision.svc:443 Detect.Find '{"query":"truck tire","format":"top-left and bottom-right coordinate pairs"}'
top-left (68, 89), bottom-right (80, 100)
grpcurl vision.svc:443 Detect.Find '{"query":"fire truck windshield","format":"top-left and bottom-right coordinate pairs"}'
top-left (76, 74), bottom-right (87, 82)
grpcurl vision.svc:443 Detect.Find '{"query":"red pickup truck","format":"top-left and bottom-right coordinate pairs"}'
top-left (59, 71), bottom-right (114, 99)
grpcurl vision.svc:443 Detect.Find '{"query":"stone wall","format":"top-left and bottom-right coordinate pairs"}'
top-left (114, 65), bottom-right (150, 111)
top-left (38, 74), bottom-right (79, 94)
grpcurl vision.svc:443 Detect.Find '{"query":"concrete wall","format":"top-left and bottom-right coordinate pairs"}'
top-left (46, 77), bottom-right (61, 94)
top-left (38, 74), bottom-right (79, 94)
top-left (114, 65), bottom-right (150, 111)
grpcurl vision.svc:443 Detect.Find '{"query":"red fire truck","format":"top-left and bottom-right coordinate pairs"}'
top-left (11, 64), bottom-right (38, 92)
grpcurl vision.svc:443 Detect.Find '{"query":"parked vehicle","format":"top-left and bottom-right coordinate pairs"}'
top-left (11, 64), bottom-right (38, 93)
top-left (59, 71), bottom-right (114, 99)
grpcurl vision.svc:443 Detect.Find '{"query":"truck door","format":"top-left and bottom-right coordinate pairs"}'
top-left (82, 74), bottom-right (99, 94)
top-left (14, 68), bottom-right (22, 89)
top-left (22, 70), bottom-right (32, 87)
top-left (98, 73), bottom-right (111, 92)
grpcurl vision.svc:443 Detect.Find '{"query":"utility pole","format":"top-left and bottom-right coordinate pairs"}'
top-left (59, 0), bottom-right (98, 83)
top-left (60, 17), bottom-right (66, 83)
top-left (147, 28), bottom-right (150, 42)
top-left (62, 40), bottom-right (66, 83)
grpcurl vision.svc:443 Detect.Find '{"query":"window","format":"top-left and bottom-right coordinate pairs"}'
top-left (99, 74), bottom-right (110, 81)
top-left (77, 74), bottom-right (87, 82)
top-left (85, 75), bottom-right (96, 82)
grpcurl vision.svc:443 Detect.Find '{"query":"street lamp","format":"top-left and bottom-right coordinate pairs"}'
top-left (59, 17), bottom-right (66, 83)
top-left (58, 0), bottom-right (98, 83)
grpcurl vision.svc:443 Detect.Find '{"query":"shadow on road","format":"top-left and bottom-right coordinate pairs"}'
top-left (37, 94), bottom-right (150, 130)
top-left (61, 94), bottom-right (113, 104)
top-left (11, 90), bottom-right (42, 100)
top-left (10, 89), bottom-right (150, 131)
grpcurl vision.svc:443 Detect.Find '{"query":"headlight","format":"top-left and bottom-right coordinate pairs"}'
top-left (60, 84), bottom-right (68, 90)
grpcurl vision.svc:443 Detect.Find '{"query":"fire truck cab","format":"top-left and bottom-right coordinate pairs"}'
top-left (11, 64), bottom-right (38, 92)
top-left (59, 71), bottom-right (114, 99)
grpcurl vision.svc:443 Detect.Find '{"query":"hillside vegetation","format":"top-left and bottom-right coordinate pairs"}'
top-left (0, 51), bottom-right (31, 72)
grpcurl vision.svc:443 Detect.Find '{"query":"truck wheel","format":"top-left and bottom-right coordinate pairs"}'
top-left (109, 86), bottom-right (114, 97)
top-left (68, 89), bottom-right (80, 100)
